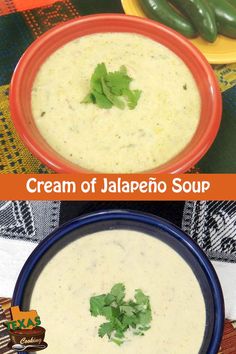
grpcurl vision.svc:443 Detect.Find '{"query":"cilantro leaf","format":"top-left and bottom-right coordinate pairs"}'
top-left (102, 306), bottom-right (114, 321)
top-left (135, 289), bottom-right (150, 305)
top-left (120, 305), bottom-right (136, 317)
top-left (98, 322), bottom-right (114, 338)
top-left (90, 294), bottom-right (106, 317)
top-left (110, 283), bottom-right (125, 303)
top-left (104, 293), bottom-right (116, 306)
top-left (89, 283), bottom-right (152, 346)
top-left (81, 93), bottom-right (95, 104)
top-left (81, 63), bottom-right (142, 110)
top-left (92, 91), bottom-right (113, 109)
top-left (138, 310), bottom-right (152, 327)
top-left (123, 89), bottom-right (142, 110)
top-left (122, 314), bottom-right (137, 327)
top-left (106, 70), bottom-right (132, 96)
top-left (101, 77), bottom-right (125, 110)
top-left (111, 337), bottom-right (124, 346)
top-left (91, 63), bottom-right (107, 94)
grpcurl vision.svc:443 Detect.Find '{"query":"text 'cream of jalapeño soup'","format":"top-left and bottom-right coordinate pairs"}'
top-left (30, 229), bottom-right (206, 354)
top-left (31, 33), bottom-right (201, 173)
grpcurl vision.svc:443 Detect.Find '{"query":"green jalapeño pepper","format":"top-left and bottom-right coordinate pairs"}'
top-left (209, 0), bottom-right (236, 38)
top-left (227, 0), bottom-right (236, 9)
top-left (139, 0), bottom-right (197, 38)
top-left (168, 0), bottom-right (217, 42)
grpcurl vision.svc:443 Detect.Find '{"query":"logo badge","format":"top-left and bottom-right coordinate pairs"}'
top-left (5, 306), bottom-right (48, 352)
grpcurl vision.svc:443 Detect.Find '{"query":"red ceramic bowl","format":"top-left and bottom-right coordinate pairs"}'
top-left (10, 14), bottom-right (222, 173)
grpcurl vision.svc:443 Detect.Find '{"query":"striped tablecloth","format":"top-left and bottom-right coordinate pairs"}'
top-left (0, 298), bottom-right (13, 354)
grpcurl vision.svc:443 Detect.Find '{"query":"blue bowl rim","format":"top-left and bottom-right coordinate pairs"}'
top-left (12, 209), bottom-right (225, 354)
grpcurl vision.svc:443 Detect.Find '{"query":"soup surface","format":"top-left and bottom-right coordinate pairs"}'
top-left (31, 33), bottom-right (201, 173)
top-left (30, 229), bottom-right (206, 354)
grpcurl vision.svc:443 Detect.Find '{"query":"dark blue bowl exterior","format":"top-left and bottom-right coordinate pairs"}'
top-left (12, 210), bottom-right (224, 354)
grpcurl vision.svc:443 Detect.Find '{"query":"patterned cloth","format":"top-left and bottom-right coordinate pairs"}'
top-left (214, 64), bottom-right (236, 93)
top-left (0, 0), bottom-right (56, 15)
top-left (0, 303), bottom-right (14, 354)
top-left (183, 201), bottom-right (236, 263)
top-left (0, 201), bottom-right (61, 302)
top-left (0, 201), bottom-right (60, 242)
top-left (182, 201), bottom-right (236, 321)
top-left (0, 0), bottom-right (236, 173)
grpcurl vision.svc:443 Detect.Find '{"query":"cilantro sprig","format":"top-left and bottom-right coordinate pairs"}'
top-left (81, 63), bottom-right (142, 110)
top-left (90, 283), bottom-right (152, 346)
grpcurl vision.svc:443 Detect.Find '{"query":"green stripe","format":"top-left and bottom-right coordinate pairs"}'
top-left (196, 86), bottom-right (236, 173)
top-left (0, 13), bottom-right (34, 86)
top-left (71, 0), bottom-right (124, 15)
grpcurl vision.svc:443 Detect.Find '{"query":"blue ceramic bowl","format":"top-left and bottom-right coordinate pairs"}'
top-left (13, 210), bottom-right (224, 354)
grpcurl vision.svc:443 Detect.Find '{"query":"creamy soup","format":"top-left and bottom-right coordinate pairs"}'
top-left (31, 33), bottom-right (201, 173)
top-left (30, 229), bottom-right (206, 354)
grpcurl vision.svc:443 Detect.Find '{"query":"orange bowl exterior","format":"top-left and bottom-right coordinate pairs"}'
top-left (10, 14), bottom-right (222, 173)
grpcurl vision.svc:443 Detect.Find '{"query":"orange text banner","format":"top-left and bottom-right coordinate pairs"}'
top-left (0, 174), bottom-right (234, 201)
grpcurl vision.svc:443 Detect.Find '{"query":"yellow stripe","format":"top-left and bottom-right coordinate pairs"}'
top-left (0, 84), bottom-right (52, 174)
top-left (213, 63), bottom-right (236, 93)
